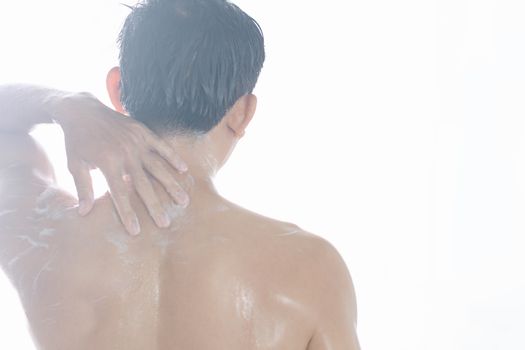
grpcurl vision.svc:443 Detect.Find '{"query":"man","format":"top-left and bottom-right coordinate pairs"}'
top-left (0, 0), bottom-right (359, 349)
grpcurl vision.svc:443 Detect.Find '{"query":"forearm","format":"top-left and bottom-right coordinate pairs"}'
top-left (0, 84), bottom-right (68, 133)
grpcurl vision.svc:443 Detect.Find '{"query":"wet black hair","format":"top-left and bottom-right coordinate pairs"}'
top-left (118, 0), bottom-right (265, 135)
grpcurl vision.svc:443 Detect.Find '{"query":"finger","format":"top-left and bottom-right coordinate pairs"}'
top-left (142, 154), bottom-right (190, 207)
top-left (145, 135), bottom-right (188, 173)
top-left (128, 162), bottom-right (171, 228)
top-left (69, 161), bottom-right (94, 216)
top-left (157, 187), bottom-right (176, 214)
top-left (103, 167), bottom-right (141, 236)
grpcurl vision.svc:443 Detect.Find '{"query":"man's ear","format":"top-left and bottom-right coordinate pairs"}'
top-left (226, 94), bottom-right (257, 138)
top-left (106, 67), bottom-right (126, 114)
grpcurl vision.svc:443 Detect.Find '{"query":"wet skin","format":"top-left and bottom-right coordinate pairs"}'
top-left (0, 134), bottom-right (359, 350)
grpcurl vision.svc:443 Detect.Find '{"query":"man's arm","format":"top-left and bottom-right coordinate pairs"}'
top-left (0, 84), bottom-right (60, 132)
top-left (0, 84), bottom-right (189, 235)
top-left (306, 237), bottom-right (361, 350)
top-left (0, 86), bottom-right (64, 211)
top-left (0, 133), bottom-right (59, 204)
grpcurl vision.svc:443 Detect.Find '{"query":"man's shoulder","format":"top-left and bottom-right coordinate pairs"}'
top-left (225, 202), bottom-right (339, 255)
top-left (222, 203), bottom-right (346, 282)
top-left (221, 205), bottom-right (354, 321)
top-left (0, 133), bottom-right (71, 217)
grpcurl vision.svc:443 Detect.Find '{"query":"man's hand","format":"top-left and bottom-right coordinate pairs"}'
top-left (53, 92), bottom-right (189, 235)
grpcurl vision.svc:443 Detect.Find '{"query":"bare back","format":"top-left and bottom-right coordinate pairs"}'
top-left (0, 135), bottom-right (359, 350)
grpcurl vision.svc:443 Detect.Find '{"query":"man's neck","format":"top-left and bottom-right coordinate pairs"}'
top-left (162, 134), bottom-right (221, 198)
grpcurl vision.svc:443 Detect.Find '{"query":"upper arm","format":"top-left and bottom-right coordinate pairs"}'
top-left (305, 236), bottom-right (361, 350)
top-left (0, 132), bottom-right (57, 210)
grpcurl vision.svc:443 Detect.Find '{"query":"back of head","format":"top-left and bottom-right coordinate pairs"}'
top-left (118, 0), bottom-right (265, 136)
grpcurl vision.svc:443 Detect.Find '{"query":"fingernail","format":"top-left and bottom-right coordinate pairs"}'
top-left (177, 161), bottom-right (188, 173)
top-left (176, 192), bottom-right (190, 207)
top-left (78, 200), bottom-right (90, 216)
top-left (129, 217), bottom-right (141, 236)
top-left (156, 212), bottom-right (171, 228)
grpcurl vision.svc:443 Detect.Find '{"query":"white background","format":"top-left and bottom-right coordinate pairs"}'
top-left (1, 0), bottom-right (525, 349)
